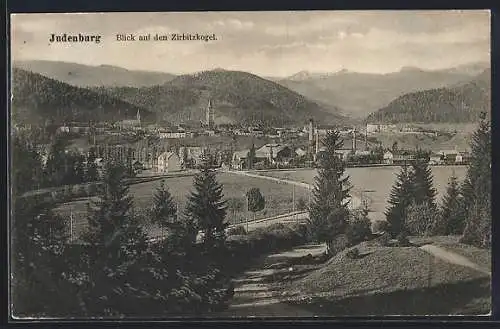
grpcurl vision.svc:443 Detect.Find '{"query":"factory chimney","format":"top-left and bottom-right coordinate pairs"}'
top-left (308, 119), bottom-right (314, 143)
top-left (352, 127), bottom-right (356, 152)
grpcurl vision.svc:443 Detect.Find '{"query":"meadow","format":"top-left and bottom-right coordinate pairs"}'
top-left (257, 166), bottom-right (468, 222)
top-left (54, 172), bottom-right (310, 239)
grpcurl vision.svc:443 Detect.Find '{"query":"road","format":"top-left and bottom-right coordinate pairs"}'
top-left (219, 243), bottom-right (326, 317)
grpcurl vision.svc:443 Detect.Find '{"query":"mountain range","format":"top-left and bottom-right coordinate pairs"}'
top-left (13, 60), bottom-right (177, 87)
top-left (11, 68), bottom-right (155, 125)
top-left (366, 69), bottom-right (491, 124)
top-left (275, 62), bottom-right (490, 118)
top-left (11, 60), bottom-right (490, 126)
top-left (92, 69), bottom-right (346, 126)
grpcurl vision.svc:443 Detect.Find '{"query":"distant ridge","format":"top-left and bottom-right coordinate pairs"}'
top-left (13, 60), bottom-right (177, 87)
top-left (11, 68), bottom-right (155, 125)
top-left (93, 69), bottom-right (347, 126)
top-left (366, 69), bottom-right (490, 124)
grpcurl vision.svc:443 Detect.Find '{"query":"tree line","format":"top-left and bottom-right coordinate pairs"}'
top-left (385, 112), bottom-right (490, 247)
top-left (12, 133), bottom-right (139, 195)
top-left (306, 112), bottom-right (490, 256)
top-left (12, 157), bottom-right (235, 317)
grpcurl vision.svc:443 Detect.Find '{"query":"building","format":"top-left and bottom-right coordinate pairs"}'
top-left (159, 129), bottom-right (187, 139)
top-left (295, 147), bottom-right (307, 157)
top-left (232, 150), bottom-right (250, 170)
top-left (157, 152), bottom-right (182, 173)
top-left (256, 144), bottom-right (293, 164)
top-left (118, 109), bottom-right (142, 129)
top-left (429, 153), bottom-right (444, 165)
top-left (366, 124), bottom-right (397, 133)
top-left (392, 151), bottom-right (416, 165)
top-left (383, 151), bottom-right (394, 164)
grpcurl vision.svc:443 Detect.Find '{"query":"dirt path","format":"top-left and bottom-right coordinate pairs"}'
top-left (419, 244), bottom-right (491, 276)
top-left (220, 243), bottom-right (327, 317)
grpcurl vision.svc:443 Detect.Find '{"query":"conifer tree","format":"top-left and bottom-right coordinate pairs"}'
top-left (81, 161), bottom-right (149, 316)
top-left (12, 134), bottom-right (44, 194)
top-left (45, 136), bottom-right (70, 187)
top-left (247, 143), bottom-right (256, 170)
top-left (308, 130), bottom-right (351, 254)
top-left (11, 194), bottom-right (81, 317)
top-left (385, 163), bottom-right (415, 237)
top-left (86, 147), bottom-right (99, 182)
top-left (411, 157), bottom-right (437, 209)
top-left (461, 112), bottom-right (491, 248)
top-left (185, 160), bottom-right (227, 249)
top-left (440, 173), bottom-right (466, 235)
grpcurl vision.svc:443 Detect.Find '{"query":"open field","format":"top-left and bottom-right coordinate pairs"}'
top-left (273, 241), bottom-right (490, 315)
top-left (54, 172), bottom-right (310, 239)
top-left (257, 166), bottom-right (467, 222)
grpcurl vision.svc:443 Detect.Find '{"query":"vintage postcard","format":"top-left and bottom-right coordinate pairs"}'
top-left (9, 10), bottom-right (491, 319)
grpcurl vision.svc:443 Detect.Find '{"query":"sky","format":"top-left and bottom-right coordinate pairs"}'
top-left (10, 10), bottom-right (490, 77)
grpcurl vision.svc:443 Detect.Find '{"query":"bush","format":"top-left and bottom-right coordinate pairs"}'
top-left (376, 232), bottom-right (391, 247)
top-left (396, 232), bottom-right (411, 247)
top-left (328, 234), bottom-right (349, 255)
top-left (227, 225), bottom-right (246, 236)
top-left (346, 215), bottom-right (372, 246)
top-left (346, 247), bottom-right (360, 259)
top-left (372, 220), bottom-right (390, 234)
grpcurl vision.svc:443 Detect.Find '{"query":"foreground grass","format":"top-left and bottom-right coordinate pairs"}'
top-left (273, 242), bottom-right (490, 315)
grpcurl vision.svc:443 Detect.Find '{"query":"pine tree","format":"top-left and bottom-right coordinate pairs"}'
top-left (45, 135), bottom-right (71, 187)
top-left (411, 157), bottom-right (437, 209)
top-left (461, 112), bottom-right (491, 248)
top-left (81, 161), bottom-right (149, 316)
top-left (12, 134), bottom-right (44, 194)
top-left (308, 130), bottom-right (351, 254)
top-left (440, 173), bottom-right (466, 235)
top-left (86, 147), bottom-right (99, 182)
top-left (151, 180), bottom-right (178, 230)
top-left (185, 161), bottom-right (227, 249)
top-left (11, 194), bottom-right (81, 317)
top-left (385, 163), bottom-right (415, 237)
top-left (247, 143), bottom-right (256, 170)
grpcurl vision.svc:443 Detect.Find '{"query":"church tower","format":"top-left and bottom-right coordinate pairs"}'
top-left (206, 99), bottom-right (214, 128)
top-left (136, 109), bottom-right (141, 124)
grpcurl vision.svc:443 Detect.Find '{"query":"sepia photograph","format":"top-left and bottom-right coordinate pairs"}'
top-left (9, 10), bottom-right (491, 319)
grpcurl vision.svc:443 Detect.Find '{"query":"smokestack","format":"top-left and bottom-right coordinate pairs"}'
top-left (308, 119), bottom-right (314, 143)
top-left (315, 130), bottom-right (319, 154)
top-left (352, 128), bottom-right (356, 152)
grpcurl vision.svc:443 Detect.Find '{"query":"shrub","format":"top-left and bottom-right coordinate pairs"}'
top-left (227, 225), bottom-right (246, 236)
top-left (396, 232), bottom-right (411, 247)
top-left (376, 232), bottom-right (391, 247)
top-left (328, 234), bottom-right (349, 255)
top-left (346, 215), bottom-right (372, 246)
top-left (372, 220), bottom-right (390, 234)
top-left (346, 247), bottom-right (360, 259)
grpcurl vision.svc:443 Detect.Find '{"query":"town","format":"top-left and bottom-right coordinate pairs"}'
top-left (14, 100), bottom-right (472, 180)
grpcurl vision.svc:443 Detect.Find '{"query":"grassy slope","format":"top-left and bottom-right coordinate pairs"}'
top-left (54, 172), bottom-right (310, 238)
top-left (276, 242), bottom-right (490, 315)
top-left (411, 235), bottom-right (491, 271)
